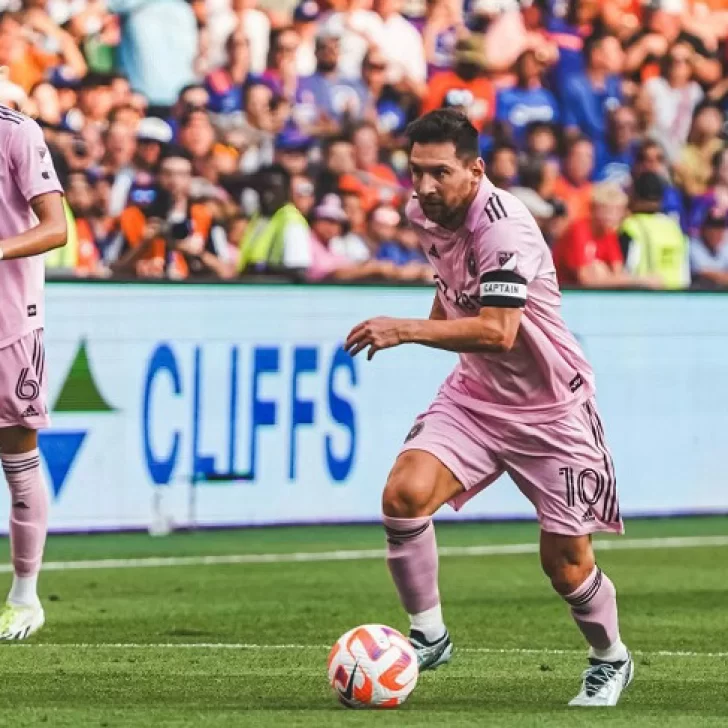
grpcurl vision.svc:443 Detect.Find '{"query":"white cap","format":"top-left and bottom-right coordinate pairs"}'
top-left (137, 117), bottom-right (173, 144)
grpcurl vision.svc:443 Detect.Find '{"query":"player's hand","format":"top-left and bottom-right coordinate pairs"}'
top-left (345, 317), bottom-right (404, 360)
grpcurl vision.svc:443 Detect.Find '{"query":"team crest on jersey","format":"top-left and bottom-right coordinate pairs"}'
top-left (38, 147), bottom-right (47, 161)
top-left (498, 252), bottom-right (517, 270)
top-left (404, 421), bottom-right (424, 443)
top-left (467, 249), bottom-right (477, 277)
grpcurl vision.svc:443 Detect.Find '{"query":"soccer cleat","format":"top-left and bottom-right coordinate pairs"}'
top-left (0, 602), bottom-right (45, 641)
top-left (408, 629), bottom-right (453, 671)
top-left (568, 654), bottom-right (634, 707)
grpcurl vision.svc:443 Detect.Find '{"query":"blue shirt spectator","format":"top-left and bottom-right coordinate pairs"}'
top-left (107, 0), bottom-right (197, 107)
top-left (562, 33), bottom-right (624, 148)
top-left (594, 106), bottom-right (638, 186)
top-left (496, 50), bottom-right (559, 148)
top-left (295, 34), bottom-right (368, 126)
top-left (205, 29), bottom-right (260, 115)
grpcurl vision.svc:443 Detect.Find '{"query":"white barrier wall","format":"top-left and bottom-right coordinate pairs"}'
top-left (3, 284), bottom-right (728, 532)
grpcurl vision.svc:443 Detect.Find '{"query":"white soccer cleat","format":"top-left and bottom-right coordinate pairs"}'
top-left (569, 654), bottom-right (634, 707)
top-left (0, 602), bottom-right (45, 641)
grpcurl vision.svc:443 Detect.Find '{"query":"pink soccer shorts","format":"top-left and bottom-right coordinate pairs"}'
top-left (400, 392), bottom-right (623, 537)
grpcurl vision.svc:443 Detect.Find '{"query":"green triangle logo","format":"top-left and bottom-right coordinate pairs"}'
top-left (53, 341), bottom-right (115, 413)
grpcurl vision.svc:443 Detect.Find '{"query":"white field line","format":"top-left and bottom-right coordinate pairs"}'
top-left (6, 643), bottom-right (728, 659)
top-left (1, 534), bottom-right (726, 574)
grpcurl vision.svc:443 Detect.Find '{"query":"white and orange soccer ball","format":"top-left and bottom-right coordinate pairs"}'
top-left (327, 624), bottom-right (419, 709)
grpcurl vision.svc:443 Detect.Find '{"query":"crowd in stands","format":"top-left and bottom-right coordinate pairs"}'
top-left (4, 0), bottom-right (728, 288)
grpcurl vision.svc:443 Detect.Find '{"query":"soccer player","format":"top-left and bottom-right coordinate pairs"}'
top-left (345, 109), bottom-right (633, 707)
top-left (0, 107), bottom-right (68, 639)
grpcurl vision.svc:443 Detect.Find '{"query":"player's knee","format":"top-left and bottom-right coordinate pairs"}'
top-left (382, 457), bottom-right (438, 518)
top-left (540, 550), bottom-right (595, 596)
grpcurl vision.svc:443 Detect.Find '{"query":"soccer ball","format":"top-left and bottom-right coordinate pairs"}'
top-left (327, 624), bottom-right (419, 709)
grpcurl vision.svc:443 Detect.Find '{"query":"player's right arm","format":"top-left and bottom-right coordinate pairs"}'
top-left (0, 118), bottom-right (68, 261)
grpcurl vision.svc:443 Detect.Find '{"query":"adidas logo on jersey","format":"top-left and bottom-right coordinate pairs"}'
top-left (20, 405), bottom-right (39, 418)
top-left (582, 509), bottom-right (596, 523)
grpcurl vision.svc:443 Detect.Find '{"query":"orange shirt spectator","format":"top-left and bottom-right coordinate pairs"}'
top-left (422, 36), bottom-right (496, 133)
top-left (554, 136), bottom-right (595, 226)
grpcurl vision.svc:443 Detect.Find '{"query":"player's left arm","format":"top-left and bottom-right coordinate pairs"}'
top-left (0, 192), bottom-right (67, 261)
top-left (0, 119), bottom-right (67, 261)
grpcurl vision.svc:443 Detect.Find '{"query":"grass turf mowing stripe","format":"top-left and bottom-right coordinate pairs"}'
top-left (4, 644), bottom-right (728, 658)
top-left (1, 535), bottom-right (726, 573)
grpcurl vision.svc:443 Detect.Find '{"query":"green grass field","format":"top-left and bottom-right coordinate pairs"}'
top-left (0, 517), bottom-right (726, 727)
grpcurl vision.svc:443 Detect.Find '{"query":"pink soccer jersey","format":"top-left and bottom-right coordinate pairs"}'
top-left (406, 177), bottom-right (595, 424)
top-left (0, 109), bottom-right (63, 349)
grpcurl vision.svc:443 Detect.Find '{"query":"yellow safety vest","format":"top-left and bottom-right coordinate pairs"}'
top-left (45, 198), bottom-right (77, 271)
top-left (238, 204), bottom-right (308, 273)
top-left (620, 213), bottom-right (688, 289)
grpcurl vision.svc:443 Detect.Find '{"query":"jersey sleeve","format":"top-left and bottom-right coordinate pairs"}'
top-left (475, 194), bottom-right (545, 309)
top-left (9, 119), bottom-right (63, 203)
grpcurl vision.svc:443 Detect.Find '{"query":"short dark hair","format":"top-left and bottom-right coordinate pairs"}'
top-left (159, 144), bottom-right (193, 164)
top-left (583, 31), bottom-right (616, 64)
top-left (405, 110), bottom-right (479, 160)
top-left (564, 134), bottom-right (593, 157)
top-left (487, 142), bottom-right (518, 165)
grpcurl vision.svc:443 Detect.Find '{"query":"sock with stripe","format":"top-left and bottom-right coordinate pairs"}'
top-left (563, 565), bottom-right (628, 663)
top-left (383, 515), bottom-right (445, 642)
top-left (2, 450), bottom-right (48, 607)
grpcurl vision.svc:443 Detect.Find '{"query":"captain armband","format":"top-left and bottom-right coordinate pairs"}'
top-left (478, 270), bottom-right (528, 308)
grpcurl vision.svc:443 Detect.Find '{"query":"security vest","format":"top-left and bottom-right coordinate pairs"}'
top-left (46, 198), bottom-right (77, 271)
top-left (238, 203), bottom-right (308, 273)
top-left (620, 213), bottom-right (688, 289)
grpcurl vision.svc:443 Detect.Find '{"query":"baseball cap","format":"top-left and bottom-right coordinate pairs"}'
top-left (137, 117), bottom-right (173, 144)
top-left (294, 0), bottom-right (320, 22)
top-left (312, 194), bottom-right (348, 223)
top-left (633, 172), bottom-right (665, 203)
top-left (275, 126), bottom-right (313, 152)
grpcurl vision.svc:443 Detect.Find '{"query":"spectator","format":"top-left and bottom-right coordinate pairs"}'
top-left (370, 204), bottom-right (430, 280)
top-left (525, 120), bottom-right (558, 158)
top-left (633, 138), bottom-right (685, 224)
top-left (56, 170), bottom-right (110, 277)
top-left (595, 105), bottom-right (638, 186)
top-left (237, 164), bottom-right (311, 274)
top-left (108, 116), bottom-right (172, 215)
top-left (291, 173), bottom-right (316, 217)
top-left (307, 193), bottom-right (395, 281)
top-left (316, 0), bottom-right (385, 80)
top-left (293, 0), bottom-right (320, 77)
top-left (513, 155), bottom-right (569, 244)
top-left (263, 26), bottom-right (303, 101)
top-left (421, 34), bottom-right (496, 133)
top-left (29, 81), bottom-right (61, 125)
top-left (335, 175), bottom-right (371, 262)
top-left (487, 143), bottom-right (518, 191)
top-left (643, 41), bottom-right (704, 163)
top-left (0, 9), bottom-right (87, 92)
top-left (553, 135), bottom-right (595, 226)
top-left (620, 172), bottom-right (690, 289)
top-left (351, 120), bottom-right (401, 208)
top-left (420, 0), bottom-right (464, 77)
top-left (317, 134), bottom-right (357, 198)
top-left (178, 108), bottom-right (216, 176)
top-left (561, 31), bottom-right (623, 151)
top-left (205, 29), bottom-right (256, 116)
top-left (689, 206), bottom-right (728, 288)
top-left (374, 0), bottom-right (427, 89)
top-left (295, 33), bottom-right (368, 129)
top-left (553, 182), bottom-right (654, 288)
top-left (496, 48), bottom-right (559, 149)
top-left (361, 48), bottom-right (420, 139)
top-left (232, 0), bottom-right (271, 75)
top-left (624, 3), bottom-right (720, 87)
top-left (674, 102), bottom-right (724, 199)
top-left (274, 127), bottom-right (313, 176)
top-left (236, 82), bottom-right (275, 173)
top-left (108, 0), bottom-right (198, 108)
top-left (111, 145), bottom-right (228, 279)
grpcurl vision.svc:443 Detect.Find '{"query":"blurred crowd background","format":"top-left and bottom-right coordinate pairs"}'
top-left (6, 0), bottom-right (728, 288)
